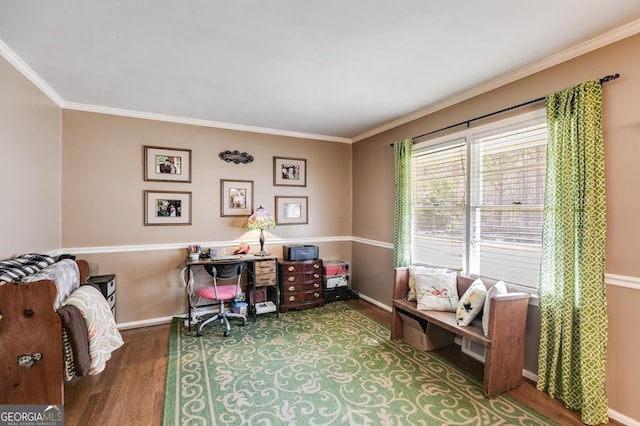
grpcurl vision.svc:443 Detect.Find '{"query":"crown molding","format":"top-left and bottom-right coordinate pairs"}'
top-left (0, 40), bottom-right (350, 143)
top-left (0, 39), bottom-right (64, 106)
top-left (352, 18), bottom-right (640, 143)
top-left (62, 102), bottom-right (352, 143)
top-left (5, 18), bottom-right (640, 145)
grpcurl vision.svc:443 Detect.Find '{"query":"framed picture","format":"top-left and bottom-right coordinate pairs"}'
top-left (144, 190), bottom-right (192, 225)
top-left (221, 179), bottom-right (254, 217)
top-left (144, 146), bottom-right (192, 183)
top-left (273, 157), bottom-right (306, 187)
top-left (275, 196), bottom-right (308, 225)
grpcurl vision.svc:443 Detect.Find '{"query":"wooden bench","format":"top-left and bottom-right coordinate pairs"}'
top-left (391, 267), bottom-right (530, 397)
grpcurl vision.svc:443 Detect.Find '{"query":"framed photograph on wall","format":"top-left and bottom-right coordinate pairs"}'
top-left (221, 179), bottom-right (254, 217)
top-left (275, 196), bottom-right (308, 225)
top-left (273, 157), bottom-right (306, 187)
top-left (144, 190), bottom-right (192, 225)
top-left (144, 145), bottom-right (192, 183)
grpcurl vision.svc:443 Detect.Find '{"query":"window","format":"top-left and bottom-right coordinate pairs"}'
top-left (411, 110), bottom-right (547, 288)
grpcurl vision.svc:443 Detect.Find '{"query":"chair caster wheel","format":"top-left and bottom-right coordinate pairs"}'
top-left (223, 331), bottom-right (230, 337)
top-left (196, 331), bottom-right (203, 337)
top-left (243, 320), bottom-right (249, 326)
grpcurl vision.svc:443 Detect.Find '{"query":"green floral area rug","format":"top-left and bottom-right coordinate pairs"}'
top-left (164, 301), bottom-right (555, 425)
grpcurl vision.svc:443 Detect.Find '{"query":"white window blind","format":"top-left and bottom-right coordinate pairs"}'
top-left (412, 141), bottom-right (466, 270)
top-left (411, 110), bottom-right (547, 288)
top-left (469, 123), bottom-right (547, 286)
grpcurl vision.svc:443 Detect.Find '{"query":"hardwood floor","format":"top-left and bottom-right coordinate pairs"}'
top-left (63, 298), bottom-right (619, 425)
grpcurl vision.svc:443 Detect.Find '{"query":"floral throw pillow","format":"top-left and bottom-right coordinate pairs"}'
top-left (406, 266), bottom-right (449, 301)
top-left (456, 278), bottom-right (487, 326)
top-left (414, 271), bottom-right (459, 312)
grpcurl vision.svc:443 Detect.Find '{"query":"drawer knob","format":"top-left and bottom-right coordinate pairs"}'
top-left (314, 283), bottom-right (320, 288)
top-left (313, 292), bottom-right (320, 298)
top-left (288, 285), bottom-right (295, 292)
top-left (313, 273), bottom-right (320, 279)
top-left (288, 296), bottom-right (296, 302)
top-left (288, 276), bottom-right (296, 282)
top-left (287, 266), bottom-right (295, 272)
top-left (313, 264), bottom-right (320, 269)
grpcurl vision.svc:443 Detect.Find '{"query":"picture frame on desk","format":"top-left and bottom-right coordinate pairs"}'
top-left (144, 145), bottom-right (191, 183)
top-left (221, 179), bottom-right (254, 217)
top-left (144, 190), bottom-right (192, 225)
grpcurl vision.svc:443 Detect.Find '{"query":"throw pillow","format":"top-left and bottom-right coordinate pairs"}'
top-left (406, 266), bottom-right (448, 301)
top-left (482, 280), bottom-right (507, 337)
top-left (456, 278), bottom-right (487, 326)
top-left (414, 271), bottom-right (459, 311)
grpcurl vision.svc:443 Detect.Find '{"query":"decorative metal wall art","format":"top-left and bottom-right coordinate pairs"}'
top-left (219, 150), bottom-right (254, 164)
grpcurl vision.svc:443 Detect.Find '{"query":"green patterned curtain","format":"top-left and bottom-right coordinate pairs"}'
top-left (393, 138), bottom-right (412, 267)
top-left (537, 80), bottom-right (608, 425)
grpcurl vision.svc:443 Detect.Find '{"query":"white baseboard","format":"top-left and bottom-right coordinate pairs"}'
top-left (522, 369), bottom-right (538, 382)
top-left (116, 316), bottom-right (174, 330)
top-left (115, 307), bottom-right (218, 330)
top-left (609, 409), bottom-right (640, 426)
top-left (357, 292), bottom-right (392, 312)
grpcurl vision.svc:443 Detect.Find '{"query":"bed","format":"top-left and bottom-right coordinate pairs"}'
top-left (0, 253), bottom-right (123, 404)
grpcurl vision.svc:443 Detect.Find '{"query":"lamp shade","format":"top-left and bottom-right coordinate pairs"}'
top-left (247, 205), bottom-right (275, 230)
top-left (247, 205), bottom-right (275, 256)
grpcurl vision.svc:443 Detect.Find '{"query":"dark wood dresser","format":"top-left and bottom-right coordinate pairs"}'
top-left (279, 259), bottom-right (324, 312)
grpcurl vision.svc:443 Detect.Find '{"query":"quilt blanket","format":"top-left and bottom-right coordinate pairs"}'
top-left (62, 285), bottom-right (123, 375)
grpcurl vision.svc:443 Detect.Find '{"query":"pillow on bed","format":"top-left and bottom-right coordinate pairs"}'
top-left (482, 280), bottom-right (507, 336)
top-left (456, 278), bottom-right (487, 326)
top-left (414, 271), bottom-right (459, 311)
top-left (22, 259), bottom-right (80, 309)
top-left (406, 266), bottom-right (449, 301)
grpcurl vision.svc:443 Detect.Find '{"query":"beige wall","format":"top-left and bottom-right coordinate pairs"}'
top-left (60, 110), bottom-right (353, 323)
top-left (0, 57), bottom-right (61, 258)
top-left (352, 34), bottom-right (640, 421)
top-left (62, 111), bottom-right (352, 247)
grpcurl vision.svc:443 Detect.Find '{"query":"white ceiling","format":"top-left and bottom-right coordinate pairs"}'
top-left (1, 1), bottom-right (640, 142)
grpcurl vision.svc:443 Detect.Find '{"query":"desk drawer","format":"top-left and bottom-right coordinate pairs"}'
top-left (255, 272), bottom-right (276, 286)
top-left (255, 260), bottom-right (276, 274)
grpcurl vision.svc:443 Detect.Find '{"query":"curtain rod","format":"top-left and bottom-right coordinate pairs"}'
top-left (391, 73), bottom-right (620, 145)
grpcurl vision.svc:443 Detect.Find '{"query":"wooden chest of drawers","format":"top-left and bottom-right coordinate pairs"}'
top-left (279, 259), bottom-right (324, 312)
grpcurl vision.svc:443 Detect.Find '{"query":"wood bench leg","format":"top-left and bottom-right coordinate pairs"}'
top-left (391, 306), bottom-right (403, 340)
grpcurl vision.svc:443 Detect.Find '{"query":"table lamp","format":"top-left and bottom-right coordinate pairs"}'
top-left (247, 205), bottom-right (275, 256)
